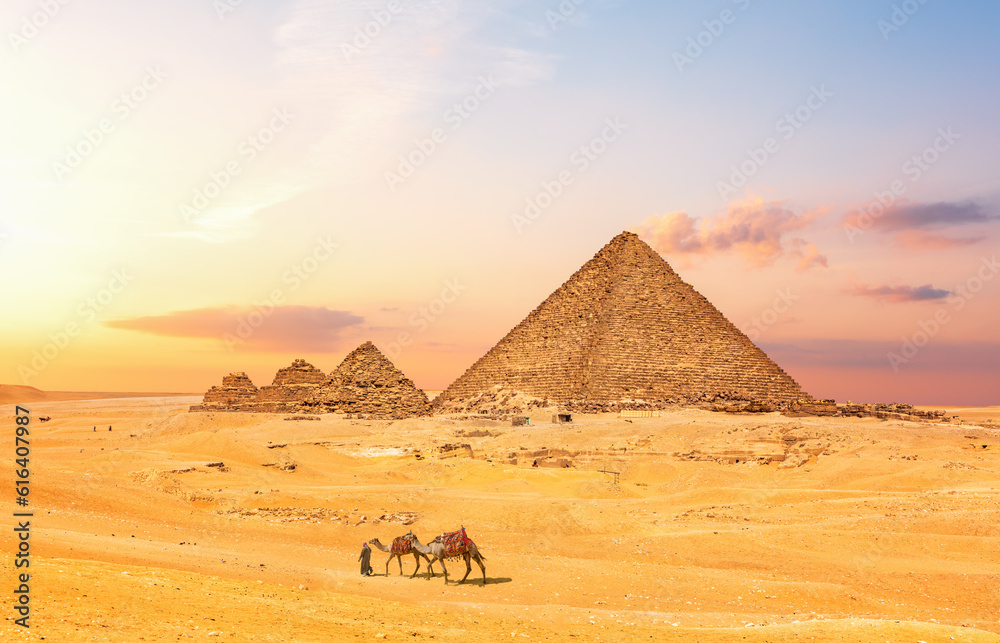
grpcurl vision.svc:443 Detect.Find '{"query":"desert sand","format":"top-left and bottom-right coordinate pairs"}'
top-left (0, 385), bottom-right (194, 405)
top-left (3, 396), bottom-right (999, 641)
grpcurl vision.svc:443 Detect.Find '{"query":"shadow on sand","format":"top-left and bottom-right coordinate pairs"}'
top-left (444, 577), bottom-right (512, 586)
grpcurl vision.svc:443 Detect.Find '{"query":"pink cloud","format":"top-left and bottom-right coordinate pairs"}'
top-left (105, 305), bottom-right (364, 352)
top-left (843, 200), bottom-right (996, 247)
top-left (632, 197), bottom-right (828, 269)
top-left (848, 283), bottom-right (951, 303)
top-left (893, 229), bottom-right (985, 249)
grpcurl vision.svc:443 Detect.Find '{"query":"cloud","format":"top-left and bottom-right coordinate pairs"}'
top-left (849, 283), bottom-right (952, 303)
top-left (105, 306), bottom-right (364, 352)
top-left (632, 197), bottom-right (828, 270)
top-left (892, 229), bottom-right (986, 249)
top-left (162, 1), bottom-right (555, 242)
top-left (761, 339), bottom-right (1000, 373)
top-left (872, 201), bottom-right (992, 230)
top-left (270, 0), bottom-right (554, 174)
top-left (790, 239), bottom-right (829, 272)
top-left (844, 200), bottom-right (997, 248)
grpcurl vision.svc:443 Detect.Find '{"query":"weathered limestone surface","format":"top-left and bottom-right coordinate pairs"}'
top-left (435, 231), bottom-right (806, 408)
top-left (308, 342), bottom-right (431, 418)
top-left (190, 346), bottom-right (430, 418)
top-left (256, 359), bottom-right (327, 413)
top-left (189, 372), bottom-right (258, 411)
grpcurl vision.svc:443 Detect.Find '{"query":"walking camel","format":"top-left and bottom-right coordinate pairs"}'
top-left (405, 529), bottom-right (487, 585)
top-left (368, 532), bottom-right (434, 578)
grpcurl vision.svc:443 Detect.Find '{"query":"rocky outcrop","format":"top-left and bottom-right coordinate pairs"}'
top-left (435, 231), bottom-right (806, 409)
top-left (433, 386), bottom-right (549, 416)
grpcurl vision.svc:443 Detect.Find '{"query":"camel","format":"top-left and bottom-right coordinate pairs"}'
top-left (405, 530), bottom-right (486, 585)
top-left (368, 532), bottom-right (434, 578)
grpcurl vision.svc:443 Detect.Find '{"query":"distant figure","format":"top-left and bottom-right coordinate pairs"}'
top-left (359, 542), bottom-right (374, 576)
top-left (532, 460), bottom-right (538, 467)
top-left (108, 426), bottom-right (112, 431)
top-left (93, 426), bottom-right (96, 432)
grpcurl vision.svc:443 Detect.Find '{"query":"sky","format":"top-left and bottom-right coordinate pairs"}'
top-left (1, 0), bottom-right (998, 405)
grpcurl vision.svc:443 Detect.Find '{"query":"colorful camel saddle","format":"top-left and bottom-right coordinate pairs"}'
top-left (390, 536), bottom-right (412, 555)
top-left (439, 528), bottom-right (472, 558)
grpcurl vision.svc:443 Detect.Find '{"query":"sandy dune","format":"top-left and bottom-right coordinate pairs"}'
top-left (2, 397), bottom-right (999, 641)
top-left (0, 385), bottom-right (195, 405)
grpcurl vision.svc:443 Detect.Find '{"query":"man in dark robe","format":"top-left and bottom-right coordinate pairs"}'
top-left (359, 542), bottom-right (374, 576)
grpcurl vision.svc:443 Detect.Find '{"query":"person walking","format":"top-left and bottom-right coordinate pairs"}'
top-left (359, 542), bottom-right (374, 576)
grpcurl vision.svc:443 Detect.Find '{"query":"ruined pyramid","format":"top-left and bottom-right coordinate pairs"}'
top-left (435, 231), bottom-right (806, 407)
top-left (190, 345), bottom-right (430, 417)
top-left (190, 372), bottom-right (259, 411)
top-left (309, 341), bottom-right (432, 417)
top-left (255, 359), bottom-right (326, 413)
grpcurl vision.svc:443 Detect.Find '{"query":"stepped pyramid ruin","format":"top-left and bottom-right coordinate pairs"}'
top-left (435, 231), bottom-right (806, 408)
top-left (190, 344), bottom-right (430, 418)
top-left (309, 341), bottom-right (432, 417)
top-left (192, 372), bottom-right (259, 411)
top-left (255, 359), bottom-right (327, 413)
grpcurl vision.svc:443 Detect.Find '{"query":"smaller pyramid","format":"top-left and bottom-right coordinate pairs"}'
top-left (310, 342), bottom-right (431, 418)
top-left (190, 372), bottom-right (259, 411)
top-left (255, 359), bottom-right (327, 413)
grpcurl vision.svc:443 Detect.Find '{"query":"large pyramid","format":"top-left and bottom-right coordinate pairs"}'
top-left (436, 231), bottom-right (806, 406)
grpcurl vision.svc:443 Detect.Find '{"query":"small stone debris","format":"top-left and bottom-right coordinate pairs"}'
top-left (216, 507), bottom-right (418, 526)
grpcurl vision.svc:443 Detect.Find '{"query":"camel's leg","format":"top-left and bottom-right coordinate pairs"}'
top-left (474, 554), bottom-right (486, 585)
top-left (384, 555), bottom-right (392, 576)
top-left (410, 552), bottom-right (420, 578)
top-left (438, 558), bottom-right (449, 583)
top-left (423, 554), bottom-right (435, 577)
top-left (397, 554), bottom-right (404, 576)
top-left (459, 553), bottom-right (472, 583)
